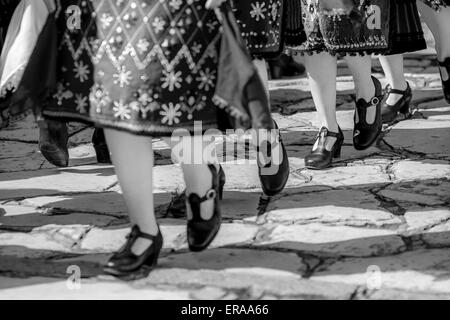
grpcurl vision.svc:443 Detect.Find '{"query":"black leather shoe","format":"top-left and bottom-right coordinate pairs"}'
top-left (438, 58), bottom-right (450, 104)
top-left (167, 165), bottom-right (225, 218)
top-left (353, 76), bottom-right (383, 151)
top-left (92, 128), bottom-right (111, 164)
top-left (305, 127), bottom-right (344, 170)
top-left (187, 164), bottom-right (222, 252)
top-left (104, 225), bottom-right (163, 277)
top-left (258, 122), bottom-right (290, 197)
top-left (38, 119), bottom-right (69, 167)
top-left (381, 82), bottom-right (412, 124)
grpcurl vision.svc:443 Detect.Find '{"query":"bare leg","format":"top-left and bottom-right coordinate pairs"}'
top-left (167, 134), bottom-right (220, 220)
top-left (379, 54), bottom-right (408, 105)
top-left (253, 58), bottom-right (270, 98)
top-left (304, 52), bottom-right (339, 150)
top-left (344, 55), bottom-right (376, 124)
top-left (104, 129), bottom-right (157, 255)
top-left (418, 2), bottom-right (450, 61)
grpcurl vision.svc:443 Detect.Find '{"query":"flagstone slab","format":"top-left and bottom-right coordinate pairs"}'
top-left (80, 223), bottom-right (258, 253)
top-left (0, 227), bottom-right (87, 254)
top-left (292, 163), bottom-right (391, 189)
top-left (402, 208), bottom-right (450, 235)
top-left (264, 190), bottom-right (402, 228)
top-left (378, 180), bottom-right (450, 207)
top-left (311, 249), bottom-right (450, 293)
top-left (390, 160), bottom-right (450, 182)
top-left (0, 277), bottom-right (191, 300)
top-left (140, 268), bottom-right (358, 300)
top-left (0, 165), bottom-right (117, 200)
top-left (383, 119), bottom-right (450, 157)
top-left (15, 192), bottom-right (172, 218)
top-left (0, 204), bottom-right (120, 231)
top-left (254, 224), bottom-right (406, 257)
top-left (159, 248), bottom-right (307, 276)
top-left (422, 221), bottom-right (450, 248)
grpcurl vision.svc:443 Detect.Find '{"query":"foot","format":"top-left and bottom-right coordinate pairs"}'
top-left (38, 119), bottom-right (69, 167)
top-left (104, 225), bottom-right (163, 277)
top-left (381, 82), bottom-right (412, 124)
top-left (186, 164), bottom-right (222, 252)
top-left (305, 126), bottom-right (344, 170)
top-left (258, 121), bottom-right (290, 197)
top-left (353, 77), bottom-right (383, 151)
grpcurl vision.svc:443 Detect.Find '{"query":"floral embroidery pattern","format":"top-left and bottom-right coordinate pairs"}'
top-left (44, 0), bottom-right (223, 133)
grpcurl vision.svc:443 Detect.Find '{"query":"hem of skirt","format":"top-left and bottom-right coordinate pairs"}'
top-left (42, 110), bottom-right (219, 137)
top-left (286, 46), bottom-right (387, 57)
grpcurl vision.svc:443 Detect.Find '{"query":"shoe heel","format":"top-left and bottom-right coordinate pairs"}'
top-left (334, 144), bottom-right (342, 159)
top-left (94, 145), bottom-right (111, 164)
top-left (399, 96), bottom-right (412, 115)
top-left (219, 184), bottom-right (224, 200)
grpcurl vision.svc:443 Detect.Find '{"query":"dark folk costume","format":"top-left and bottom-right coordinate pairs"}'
top-left (3, 0), bottom-right (272, 136)
top-left (420, 0), bottom-right (450, 11)
top-left (232, 0), bottom-right (285, 59)
top-left (284, 0), bottom-right (426, 56)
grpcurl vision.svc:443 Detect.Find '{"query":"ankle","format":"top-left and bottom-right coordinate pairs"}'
top-left (389, 81), bottom-right (408, 91)
top-left (321, 124), bottom-right (339, 133)
top-left (138, 225), bottom-right (159, 236)
top-left (356, 82), bottom-right (376, 102)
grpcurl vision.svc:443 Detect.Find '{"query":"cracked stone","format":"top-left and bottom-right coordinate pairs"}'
top-left (254, 224), bottom-right (406, 257)
top-left (0, 165), bottom-right (118, 200)
top-left (80, 223), bottom-right (258, 253)
top-left (139, 269), bottom-right (357, 300)
top-left (0, 231), bottom-right (78, 254)
top-left (115, 162), bottom-right (306, 194)
top-left (390, 160), bottom-right (450, 182)
top-left (264, 190), bottom-right (402, 228)
top-left (159, 248), bottom-right (307, 276)
top-left (0, 204), bottom-right (120, 231)
top-left (311, 249), bottom-right (450, 293)
top-left (402, 208), bottom-right (450, 235)
top-left (293, 164), bottom-right (391, 189)
top-left (189, 286), bottom-right (228, 300)
top-left (0, 277), bottom-right (192, 299)
top-left (378, 180), bottom-right (450, 207)
top-left (422, 221), bottom-right (450, 247)
top-left (384, 119), bottom-right (450, 157)
top-left (16, 192), bottom-right (172, 218)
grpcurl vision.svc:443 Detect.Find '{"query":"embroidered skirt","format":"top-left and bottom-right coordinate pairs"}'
top-left (287, 0), bottom-right (391, 56)
top-left (10, 0), bottom-right (270, 136)
top-left (385, 0), bottom-right (427, 55)
top-left (232, 0), bottom-right (285, 59)
top-left (420, 0), bottom-right (450, 11)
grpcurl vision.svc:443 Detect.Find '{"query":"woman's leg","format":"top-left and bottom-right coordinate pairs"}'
top-left (418, 2), bottom-right (450, 61)
top-left (304, 52), bottom-right (339, 149)
top-left (167, 134), bottom-right (220, 220)
top-left (379, 54), bottom-right (409, 105)
top-left (253, 58), bottom-right (270, 97)
top-left (104, 129), bottom-right (158, 255)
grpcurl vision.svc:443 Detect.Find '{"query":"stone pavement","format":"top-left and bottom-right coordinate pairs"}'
top-left (1, 50), bottom-right (450, 299)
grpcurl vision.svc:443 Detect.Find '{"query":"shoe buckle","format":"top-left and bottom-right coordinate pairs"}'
top-left (205, 189), bottom-right (217, 200)
top-left (370, 97), bottom-right (380, 106)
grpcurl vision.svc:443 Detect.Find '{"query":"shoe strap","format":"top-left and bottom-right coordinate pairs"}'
top-left (127, 225), bottom-right (160, 242)
top-left (386, 83), bottom-right (410, 95)
top-left (317, 127), bottom-right (340, 139)
top-left (187, 164), bottom-right (219, 221)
